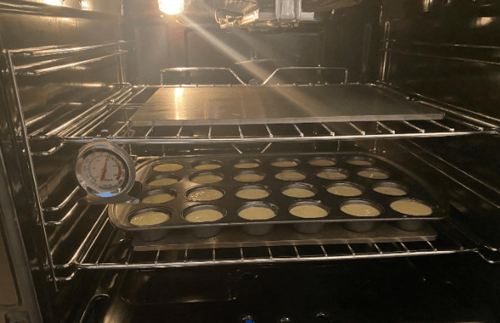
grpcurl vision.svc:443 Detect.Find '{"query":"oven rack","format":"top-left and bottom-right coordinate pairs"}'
top-left (49, 211), bottom-right (479, 282)
top-left (7, 40), bottom-right (127, 78)
top-left (28, 85), bottom-right (498, 157)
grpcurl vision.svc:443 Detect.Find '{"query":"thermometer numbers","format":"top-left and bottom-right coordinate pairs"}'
top-left (80, 151), bottom-right (127, 196)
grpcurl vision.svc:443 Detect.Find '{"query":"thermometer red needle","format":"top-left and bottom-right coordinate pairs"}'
top-left (100, 157), bottom-right (108, 181)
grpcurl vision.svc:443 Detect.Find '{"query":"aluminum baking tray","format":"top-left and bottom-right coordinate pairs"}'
top-left (108, 152), bottom-right (448, 234)
top-left (129, 84), bottom-right (444, 126)
top-left (131, 223), bottom-right (438, 251)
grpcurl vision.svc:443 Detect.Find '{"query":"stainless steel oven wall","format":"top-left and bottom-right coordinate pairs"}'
top-left (123, 0), bottom-right (326, 84)
top-left (0, 1), bottom-right (123, 322)
top-left (380, 0), bottom-right (500, 119)
top-left (377, 0), bottom-right (500, 247)
top-left (323, 0), bottom-right (382, 83)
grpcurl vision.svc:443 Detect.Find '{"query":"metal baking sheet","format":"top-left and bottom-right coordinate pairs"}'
top-left (132, 223), bottom-right (437, 251)
top-left (108, 152), bottom-right (448, 231)
top-left (129, 84), bottom-right (444, 126)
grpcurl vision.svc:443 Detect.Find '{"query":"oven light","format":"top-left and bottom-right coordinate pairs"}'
top-left (158, 0), bottom-right (185, 15)
top-left (80, 0), bottom-right (90, 10)
top-left (44, 0), bottom-right (62, 5)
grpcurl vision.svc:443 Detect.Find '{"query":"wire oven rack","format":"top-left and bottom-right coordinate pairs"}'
top-left (27, 83), bottom-right (499, 157)
top-left (49, 207), bottom-right (479, 282)
top-left (8, 42), bottom-right (500, 288)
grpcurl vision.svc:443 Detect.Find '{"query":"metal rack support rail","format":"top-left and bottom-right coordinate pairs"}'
top-left (4, 41), bottom-right (130, 290)
top-left (262, 66), bottom-right (349, 85)
top-left (29, 108), bottom-right (498, 156)
top-left (160, 67), bottom-right (247, 86)
top-left (77, 245), bottom-right (469, 270)
top-left (9, 41), bottom-right (127, 57)
top-left (61, 118), bottom-right (499, 144)
top-left (46, 222), bottom-right (479, 280)
top-left (5, 49), bottom-right (59, 290)
top-left (55, 219), bottom-right (477, 275)
top-left (17, 51), bottom-right (128, 76)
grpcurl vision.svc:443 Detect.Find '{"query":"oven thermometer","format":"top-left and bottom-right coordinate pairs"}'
top-left (75, 142), bottom-right (139, 204)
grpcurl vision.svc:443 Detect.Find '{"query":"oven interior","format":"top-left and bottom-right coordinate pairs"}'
top-left (1, 0), bottom-right (500, 322)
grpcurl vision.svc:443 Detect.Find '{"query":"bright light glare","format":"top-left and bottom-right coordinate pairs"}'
top-left (44, 0), bottom-right (62, 5)
top-left (80, 0), bottom-right (90, 9)
top-left (158, 0), bottom-right (184, 15)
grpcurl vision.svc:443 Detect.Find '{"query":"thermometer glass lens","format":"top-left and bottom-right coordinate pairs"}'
top-left (80, 151), bottom-right (127, 197)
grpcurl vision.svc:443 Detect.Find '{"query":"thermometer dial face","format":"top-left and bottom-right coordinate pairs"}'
top-left (75, 143), bottom-right (135, 200)
top-left (80, 150), bottom-right (127, 197)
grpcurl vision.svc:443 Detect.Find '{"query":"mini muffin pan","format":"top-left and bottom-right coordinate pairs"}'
top-left (108, 152), bottom-right (448, 239)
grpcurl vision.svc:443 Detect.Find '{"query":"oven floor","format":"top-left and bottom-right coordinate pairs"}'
top-left (94, 254), bottom-right (499, 323)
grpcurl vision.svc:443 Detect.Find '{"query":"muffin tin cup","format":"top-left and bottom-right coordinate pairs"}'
top-left (289, 201), bottom-right (330, 234)
top-left (307, 157), bottom-right (337, 167)
top-left (238, 202), bottom-right (278, 236)
top-left (293, 222), bottom-right (326, 234)
top-left (128, 207), bottom-right (172, 241)
top-left (185, 186), bottom-right (225, 202)
top-left (242, 224), bottom-right (274, 236)
top-left (235, 185), bottom-right (272, 200)
top-left (108, 152), bottom-right (448, 237)
top-left (390, 198), bottom-right (434, 232)
top-left (356, 167), bottom-right (391, 180)
top-left (339, 199), bottom-right (383, 233)
top-left (191, 226), bottom-right (222, 238)
top-left (343, 221), bottom-right (378, 233)
top-left (191, 160), bottom-right (222, 171)
top-left (233, 170), bottom-right (266, 183)
top-left (274, 169), bottom-right (307, 182)
top-left (140, 189), bottom-right (177, 204)
top-left (151, 161), bottom-right (184, 172)
top-left (346, 156), bottom-right (376, 166)
top-left (233, 159), bottom-right (261, 169)
top-left (146, 173), bottom-right (181, 187)
top-left (281, 183), bottom-right (318, 199)
top-left (189, 171), bottom-right (224, 185)
top-left (270, 158), bottom-right (301, 168)
top-left (326, 181), bottom-right (365, 197)
top-left (315, 167), bottom-right (349, 181)
top-left (183, 205), bottom-right (226, 238)
top-left (396, 220), bottom-right (427, 232)
top-left (372, 181), bottom-right (409, 197)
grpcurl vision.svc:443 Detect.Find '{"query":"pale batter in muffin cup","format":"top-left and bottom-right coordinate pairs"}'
top-left (128, 207), bottom-right (172, 241)
top-left (141, 189), bottom-right (177, 204)
top-left (270, 158), bottom-right (300, 168)
top-left (315, 168), bottom-right (349, 181)
top-left (346, 157), bottom-right (375, 166)
top-left (238, 202), bottom-right (279, 236)
top-left (147, 174), bottom-right (181, 187)
top-left (373, 182), bottom-right (408, 196)
top-left (235, 185), bottom-right (272, 200)
top-left (340, 199), bottom-right (383, 233)
top-left (281, 183), bottom-right (318, 198)
top-left (189, 172), bottom-right (224, 185)
top-left (289, 201), bottom-right (330, 234)
top-left (233, 159), bottom-right (261, 169)
top-left (233, 171), bottom-right (265, 183)
top-left (183, 205), bottom-right (227, 238)
top-left (307, 157), bottom-right (336, 167)
top-left (327, 182), bottom-right (364, 197)
top-left (357, 168), bottom-right (390, 180)
top-left (152, 162), bottom-right (184, 172)
top-left (186, 186), bottom-right (224, 202)
top-left (192, 160), bottom-right (222, 171)
top-left (391, 198), bottom-right (434, 232)
top-left (275, 170), bottom-right (307, 182)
